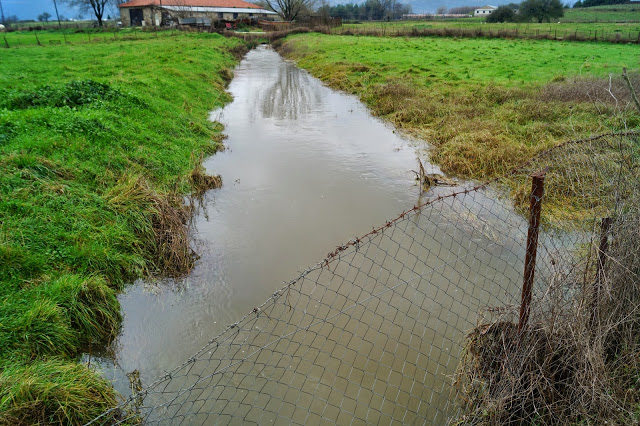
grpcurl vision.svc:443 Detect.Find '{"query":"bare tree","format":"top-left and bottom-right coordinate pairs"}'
top-left (265, 0), bottom-right (315, 20)
top-left (38, 12), bottom-right (52, 22)
top-left (61, 0), bottom-right (109, 26)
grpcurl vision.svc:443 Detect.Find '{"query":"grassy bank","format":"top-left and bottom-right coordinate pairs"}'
top-left (279, 34), bottom-right (639, 180)
top-left (0, 33), bottom-right (245, 422)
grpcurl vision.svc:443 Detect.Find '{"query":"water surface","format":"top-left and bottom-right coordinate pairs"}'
top-left (98, 45), bottom-right (447, 392)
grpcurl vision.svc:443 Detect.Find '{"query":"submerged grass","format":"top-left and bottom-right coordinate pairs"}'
top-left (0, 33), bottom-right (245, 423)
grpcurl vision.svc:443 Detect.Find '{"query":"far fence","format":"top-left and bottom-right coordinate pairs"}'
top-left (87, 130), bottom-right (639, 425)
top-left (0, 27), bottom-right (181, 49)
top-left (4, 22), bottom-right (640, 49)
top-left (333, 25), bottom-right (640, 44)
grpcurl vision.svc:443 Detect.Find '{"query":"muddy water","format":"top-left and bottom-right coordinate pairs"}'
top-left (96, 46), bottom-right (526, 422)
top-left (98, 45), bottom-right (438, 389)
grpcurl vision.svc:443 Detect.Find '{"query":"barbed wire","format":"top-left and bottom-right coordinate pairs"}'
top-left (87, 130), bottom-right (640, 425)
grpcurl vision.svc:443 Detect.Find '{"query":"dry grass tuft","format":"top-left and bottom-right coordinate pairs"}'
top-left (189, 156), bottom-right (223, 195)
top-left (539, 72), bottom-right (640, 108)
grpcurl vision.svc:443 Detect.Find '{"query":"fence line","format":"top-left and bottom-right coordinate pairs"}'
top-left (3, 22), bottom-right (639, 50)
top-left (87, 130), bottom-right (639, 425)
top-left (332, 25), bottom-right (640, 44)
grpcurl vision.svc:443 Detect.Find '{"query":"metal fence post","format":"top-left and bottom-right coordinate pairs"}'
top-left (518, 171), bottom-right (546, 332)
top-left (591, 217), bottom-right (612, 325)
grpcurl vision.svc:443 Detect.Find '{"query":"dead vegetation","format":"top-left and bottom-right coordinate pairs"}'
top-left (189, 153), bottom-right (223, 196)
top-left (455, 133), bottom-right (640, 424)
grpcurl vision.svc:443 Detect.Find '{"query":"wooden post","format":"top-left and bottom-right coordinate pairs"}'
top-left (519, 171), bottom-right (546, 332)
top-left (35, 32), bottom-right (42, 46)
top-left (3, 34), bottom-right (8, 48)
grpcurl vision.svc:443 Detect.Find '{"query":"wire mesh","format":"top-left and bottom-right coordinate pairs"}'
top-left (88, 130), bottom-right (640, 425)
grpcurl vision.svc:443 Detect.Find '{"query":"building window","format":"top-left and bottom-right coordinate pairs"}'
top-left (233, 13), bottom-right (238, 19)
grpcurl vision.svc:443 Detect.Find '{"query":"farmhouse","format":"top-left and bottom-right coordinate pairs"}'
top-left (473, 5), bottom-right (497, 16)
top-left (118, 0), bottom-right (277, 27)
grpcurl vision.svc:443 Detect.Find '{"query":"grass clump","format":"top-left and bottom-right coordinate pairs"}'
top-left (0, 32), bottom-right (246, 423)
top-left (0, 359), bottom-right (119, 425)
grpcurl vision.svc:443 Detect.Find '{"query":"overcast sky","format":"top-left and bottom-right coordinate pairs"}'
top-left (1, 0), bottom-right (513, 21)
top-left (0, 0), bottom-right (121, 21)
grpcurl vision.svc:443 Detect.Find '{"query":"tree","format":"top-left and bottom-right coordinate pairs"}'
top-left (519, 0), bottom-right (564, 22)
top-left (436, 5), bottom-right (447, 14)
top-left (38, 12), bottom-right (52, 22)
top-left (447, 6), bottom-right (479, 15)
top-left (572, 0), bottom-right (583, 6)
top-left (265, 0), bottom-right (315, 20)
top-left (61, 0), bottom-right (109, 26)
top-left (486, 5), bottom-right (516, 22)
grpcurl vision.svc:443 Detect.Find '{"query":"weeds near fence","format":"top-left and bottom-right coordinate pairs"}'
top-left (456, 131), bottom-right (640, 424)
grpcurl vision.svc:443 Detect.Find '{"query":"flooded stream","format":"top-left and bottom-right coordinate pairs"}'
top-left (95, 45), bottom-right (527, 424)
top-left (99, 45), bottom-right (435, 388)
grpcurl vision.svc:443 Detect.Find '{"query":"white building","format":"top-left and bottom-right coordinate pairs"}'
top-left (474, 5), bottom-right (498, 16)
top-left (118, 0), bottom-right (277, 27)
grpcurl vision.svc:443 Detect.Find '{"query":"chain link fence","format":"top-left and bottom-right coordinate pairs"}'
top-left (88, 130), bottom-right (639, 425)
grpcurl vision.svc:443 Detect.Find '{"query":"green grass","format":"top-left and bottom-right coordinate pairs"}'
top-left (1, 27), bottom-right (179, 48)
top-left (565, 4), bottom-right (640, 22)
top-left (340, 5), bottom-right (640, 40)
top-left (280, 33), bottom-right (639, 178)
top-left (0, 32), bottom-right (245, 423)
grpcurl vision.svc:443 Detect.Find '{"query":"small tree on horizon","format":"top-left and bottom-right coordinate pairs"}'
top-left (486, 5), bottom-right (516, 22)
top-left (520, 0), bottom-right (564, 22)
top-left (38, 12), bottom-right (52, 22)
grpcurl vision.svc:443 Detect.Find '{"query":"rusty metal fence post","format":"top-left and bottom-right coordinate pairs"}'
top-left (519, 171), bottom-right (546, 332)
top-left (591, 217), bottom-right (612, 326)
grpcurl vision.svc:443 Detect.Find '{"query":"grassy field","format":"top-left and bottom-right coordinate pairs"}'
top-left (565, 3), bottom-right (640, 22)
top-left (0, 32), bottom-right (245, 423)
top-left (1, 27), bottom-right (179, 48)
top-left (279, 34), bottom-right (639, 180)
top-left (340, 5), bottom-right (640, 40)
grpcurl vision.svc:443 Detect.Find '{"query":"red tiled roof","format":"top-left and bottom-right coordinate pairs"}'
top-left (118, 0), bottom-right (262, 8)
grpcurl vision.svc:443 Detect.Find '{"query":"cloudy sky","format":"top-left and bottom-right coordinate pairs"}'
top-left (1, 0), bottom-right (121, 21)
top-left (1, 0), bottom-right (512, 21)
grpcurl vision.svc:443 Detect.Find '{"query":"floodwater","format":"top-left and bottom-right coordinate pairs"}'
top-left (94, 45), bottom-right (528, 423)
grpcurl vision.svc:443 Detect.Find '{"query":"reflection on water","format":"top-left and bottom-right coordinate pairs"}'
top-left (92, 46), bottom-right (524, 423)
top-left (260, 60), bottom-right (321, 120)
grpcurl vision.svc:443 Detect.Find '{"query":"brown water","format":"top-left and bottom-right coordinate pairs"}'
top-left (93, 46), bottom-right (528, 423)
top-left (96, 45), bottom-right (439, 389)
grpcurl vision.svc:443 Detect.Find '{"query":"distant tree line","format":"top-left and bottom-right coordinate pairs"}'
top-left (572, 0), bottom-right (628, 7)
top-left (447, 6), bottom-right (481, 14)
top-left (328, 0), bottom-right (412, 21)
top-left (486, 0), bottom-right (564, 23)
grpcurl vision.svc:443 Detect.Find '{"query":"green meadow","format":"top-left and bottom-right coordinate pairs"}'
top-left (0, 33), bottom-right (245, 423)
top-left (340, 4), bottom-right (640, 39)
top-left (280, 34), bottom-right (639, 179)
